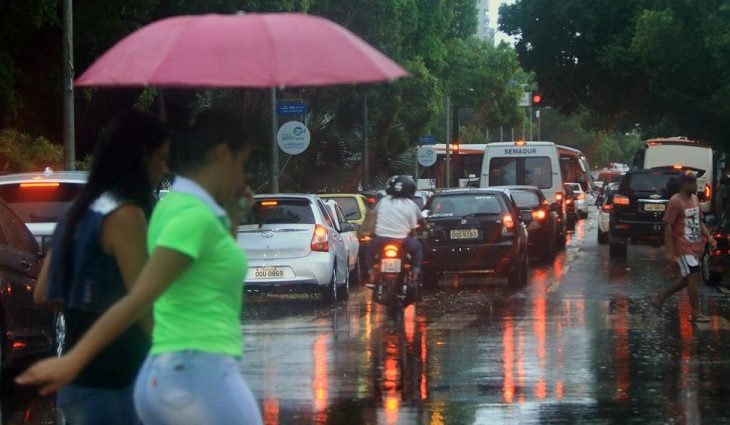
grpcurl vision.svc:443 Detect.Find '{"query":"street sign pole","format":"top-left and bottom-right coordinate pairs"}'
top-left (363, 92), bottom-right (369, 190)
top-left (445, 95), bottom-right (451, 188)
top-left (271, 87), bottom-right (279, 193)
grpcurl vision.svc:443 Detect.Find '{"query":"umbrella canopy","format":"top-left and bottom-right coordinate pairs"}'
top-left (75, 13), bottom-right (408, 88)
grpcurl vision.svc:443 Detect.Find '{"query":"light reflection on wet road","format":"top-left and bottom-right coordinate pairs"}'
top-left (4, 211), bottom-right (730, 424)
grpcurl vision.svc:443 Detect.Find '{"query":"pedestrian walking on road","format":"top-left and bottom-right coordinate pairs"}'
top-left (32, 110), bottom-right (169, 425)
top-left (651, 170), bottom-right (716, 323)
top-left (17, 110), bottom-right (264, 425)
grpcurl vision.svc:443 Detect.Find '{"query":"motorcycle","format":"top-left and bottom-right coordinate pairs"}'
top-left (370, 239), bottom-right (421, 320)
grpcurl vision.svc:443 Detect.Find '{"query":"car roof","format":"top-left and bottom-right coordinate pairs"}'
top-left (255, 193), bottom-right (320, 201)
top-left (0, 170), bottom-right (88, 184)
top-left (434, 188), bottom-right (508, 196)
top-left (319, 193), bottom-right (366, 199)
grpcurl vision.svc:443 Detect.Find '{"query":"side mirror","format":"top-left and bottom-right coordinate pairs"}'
top-left (520, 210), bottom-right (533, 224)
top-left (340, 223), bottom-right (356, 233)
top-left (549, 202), bottom-right (561, 212)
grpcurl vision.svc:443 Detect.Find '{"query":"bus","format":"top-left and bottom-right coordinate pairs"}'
top-left (417, 144), bottom-right (486, 189)
top-left (557, 145), bottom-right (595, 192)
top-left (633, 137), bottom-right (714, 212)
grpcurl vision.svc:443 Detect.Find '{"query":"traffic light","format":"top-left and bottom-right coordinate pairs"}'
top-left (532, 92), bottom-right (543, 106)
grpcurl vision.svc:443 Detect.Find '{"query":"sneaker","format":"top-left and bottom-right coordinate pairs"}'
top-left (690, 313), bottom-right (711, 323)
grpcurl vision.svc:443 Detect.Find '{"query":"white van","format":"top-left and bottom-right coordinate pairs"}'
top-left (481, 141), bottom-right (564, 205)
top-left (637, 138), bottom-right (714, 212)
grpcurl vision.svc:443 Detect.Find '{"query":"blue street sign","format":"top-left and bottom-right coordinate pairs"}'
top-left (417, 135), bottom-right (437, 145)
top-left (277, 101), bottom-right (309, 115)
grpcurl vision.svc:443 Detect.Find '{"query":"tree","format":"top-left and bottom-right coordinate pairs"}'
top-left (500, 0), bottom-right (730, 150)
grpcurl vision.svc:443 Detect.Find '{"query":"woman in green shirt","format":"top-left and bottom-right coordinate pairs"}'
top-left (17, 110), bottom-right (263, 425)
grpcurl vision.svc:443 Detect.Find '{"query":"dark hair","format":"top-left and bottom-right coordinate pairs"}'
top-left (59, 110), bottom-right (167, 290)
top-left (170, 109), bottom-right (250, 174)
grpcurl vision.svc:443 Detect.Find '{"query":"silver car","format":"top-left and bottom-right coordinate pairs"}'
top-left (0, 169), bottom-right (88, 253)
top-left (237, 194), bottom-right (351, 302)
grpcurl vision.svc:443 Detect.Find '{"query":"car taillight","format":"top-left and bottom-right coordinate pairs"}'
top-left (613, 194), bottom-right (630, 206)
top-left (566, 199), bottom-right (573, 205)
top-left (532, 209), bottom-right (547, 220)
top-left (704, 184), bottom-right (712, 200)
top-left (20, 182), bottom-right (60, 189)
top-left (713, 232), bottom-right (723, 240)
top-left (311, 224), bottom-right (329, 252)
top-left (602, 204), bottom-right (613, 213)
top-left (577, 193), bottom-right (585, 200)
top-left (383, 244), bottom-right (399, 258)
top-left (359, 235), bottom-right (372, 243)
top-left (555, 192), bottom-right (564, 203)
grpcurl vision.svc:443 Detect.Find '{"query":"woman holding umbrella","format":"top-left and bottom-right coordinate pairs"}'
top-left (19, 110), bottom-right (263, 425)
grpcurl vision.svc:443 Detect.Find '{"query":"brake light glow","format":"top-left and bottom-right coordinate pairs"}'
top-left (12, 341), bottom-right (26, 350)
top-left (20, 182), bottom-right (59, 188)
top-left (260, 200), bottom-right (278, 207)
top-left (713, 232), bottom-right (723, 240)
top-left (359, 235), bottom-right (372, 243)
top-left (613, 194), bottom-right (630, 206)
top-left (566, 199), bottom-right (573, 204)
top-left (577, 193), bottom-right (585, 200)
top-left (502, 214), bottom-right (515, 231)
top-left (602, 204), bottom-right (613, 213)
top-left (515, 140), bottom-right (526, 147)
top-left (311, 225), bottom-right (329, 252)
top-left (383, 244), bottom-right (399, 258)
top-left (673, 164), bottom-right (682, 170)
top-left (555, 192), bottom-right (564, 202)
top-left (532, 209), bottom-right (547, 220)
top-left (705, 184), bottom-right (712, 200)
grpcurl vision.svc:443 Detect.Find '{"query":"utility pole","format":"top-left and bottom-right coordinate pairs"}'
top-left (271, 88), bottom-right (279, 193)
top-left (445, 96), bottom-right (451, 188)
top-left (363, 92), bottom-right (369, 190)
top-left (63, 0), bottom-right (75, 170)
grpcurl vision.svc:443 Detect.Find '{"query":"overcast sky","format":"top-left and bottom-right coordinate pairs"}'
top-left (489, 0), bottom-right (516, 44)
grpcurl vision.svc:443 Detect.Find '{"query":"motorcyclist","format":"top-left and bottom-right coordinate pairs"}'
top-left (368, 175), bottom-right (425, 283)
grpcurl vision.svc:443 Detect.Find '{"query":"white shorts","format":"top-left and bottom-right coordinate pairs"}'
top-left (676, 255), bottom-right (700, 277)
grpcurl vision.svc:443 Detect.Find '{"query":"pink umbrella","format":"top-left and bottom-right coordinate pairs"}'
top-left (75, 13), bottom-right (408, 192)
top-left (75, 13), bottom-right (408, 88)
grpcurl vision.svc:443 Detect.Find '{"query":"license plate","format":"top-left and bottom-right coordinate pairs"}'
top-left (644, 203), bottom-right (666, 212)
top-left (450, 229), bottom-right (479, 240)
top-left (248, 266), bottom-right (292, 280)
top-left (381, 259), bottom-right (402, 273)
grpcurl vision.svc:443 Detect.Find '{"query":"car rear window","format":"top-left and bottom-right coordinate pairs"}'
top-left (252, 199), bottom-right (315, 225)
top-left (0, 182), bottom-right (84, 223)
top-left (625, 172), bottom-right (677, 194)
top-left (322, 196), bottom-right (361, 220)
top-left (489, 157), bottom-right (553, 189)
top-left (511, 191), bottom-right (540, 209)
top-left (429, 194), bottom-right (505, 217)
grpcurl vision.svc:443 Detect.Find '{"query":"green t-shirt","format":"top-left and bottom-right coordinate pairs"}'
top-left (147, 192), bottom-right (246, 356)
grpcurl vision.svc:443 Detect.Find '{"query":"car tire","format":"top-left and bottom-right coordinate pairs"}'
top-left (321, 268), bottom-right (338, 304)
top-left (423, 269), bottom-right (440, 290)
top-left (508, 252), bottom-right (528, 287)
top-left (609, 242), bottom-right (627, 260)
top-left (597, 227), bottom-right (608, 245)
top-left (701, 250), bottom-right (723, 286)
top-left (350, 259), bottom-right (361, 286)
top-left (337, 267), bottom-right (350, 301)
top-left (542, 233), bottom-right (558, 263)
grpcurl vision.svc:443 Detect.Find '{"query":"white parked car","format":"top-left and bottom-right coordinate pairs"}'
top-left (597, 182), bottom-right (621, 244)
top-left (323, 200), bottom-right (361, 284)
top-left (237, 194), bottom-right (351, 302)
top-left (565, 182), bottom-right (589, 219)
top-left (0, 169), bottom-right (88, 253)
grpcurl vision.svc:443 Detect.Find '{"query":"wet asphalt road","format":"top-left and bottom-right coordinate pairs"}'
top-left (4, 209), bottom-right (730, 424)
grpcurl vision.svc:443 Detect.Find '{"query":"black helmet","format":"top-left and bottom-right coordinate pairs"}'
top-left (387, 175), bottom-right (417, 198)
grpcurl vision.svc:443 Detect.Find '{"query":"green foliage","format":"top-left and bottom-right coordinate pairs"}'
top-left (500, 0), bottom-right (730, 150)
top-left (0, 130), bottom-right (63, 173)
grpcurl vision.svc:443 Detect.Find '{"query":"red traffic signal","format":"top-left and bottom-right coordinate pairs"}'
top-left (532, 93), bottom-right (543, 105)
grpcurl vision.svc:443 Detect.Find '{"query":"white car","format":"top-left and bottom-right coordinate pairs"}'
top-left (597, 182), bottom-right (621, 244)
top-left (237, 194), bottom-right (351, 302)
top-left (565, 182), bottom-right (589, 219)
top-left (0, 169), bottom-right (88, 253)
top-left (323, 200), bottom-right (361, 284)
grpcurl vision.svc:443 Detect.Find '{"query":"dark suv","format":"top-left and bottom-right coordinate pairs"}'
top-left (421, 189), bottom-right (531, 288)
top-left (0, 199), bottom-right (52, 383)
top-left (608, 169), bottom-right (681, 260)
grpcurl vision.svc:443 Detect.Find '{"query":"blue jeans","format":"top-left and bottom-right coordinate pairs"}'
top-left (134, 351), bottom-right (263, 425)
top-left (368, 236), bottom-right (423, 271)
top-left (57, 383), bottom-right (139, 425)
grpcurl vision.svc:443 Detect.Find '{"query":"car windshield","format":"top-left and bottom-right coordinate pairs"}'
top-left (321, 196), bottom-right (361, 220)
top-left (566, 183), bottom-right (582, 192)
top-left (489, 157), bottom-right (553, 189)
top-left (428, 194), bottom-right (504, 217)
top-left (0, 182), bottom-right (84, 223)
top-left (511, 191), bottom-right (541, 209)
top-left (251, 199), bottom-right (315, 225)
